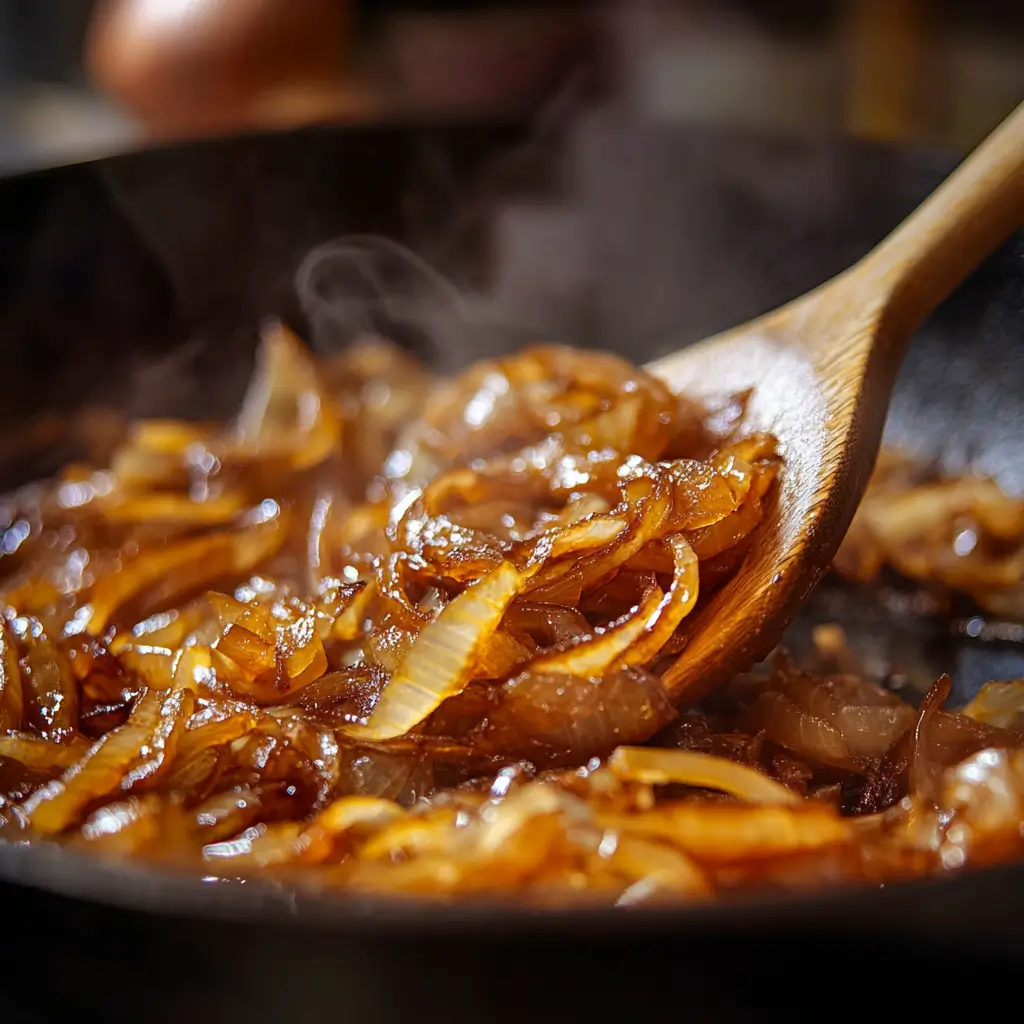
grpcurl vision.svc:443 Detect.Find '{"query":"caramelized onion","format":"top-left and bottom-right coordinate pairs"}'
top-left (520, 581), bottom-right (664, 680)
top-left (20, 683), bottom-right (195, 835)
top-left (744, 689), bottom-right (856, 771)
top-left (835, 454), bottom-right (1024, 617)
top-left (599, 803), bottom-right (851, 861)
top-left (344, 561), bottom-right (530, 741)
top-left (16, 624), bottom-right (79, 741)
top-left (85, 521), bottom-right (284, 635)
top-left (4, 328), bottom-right (1024, 903)
top-left (608, 747), bottom-right (801, 805)
top-left (609, 835), bottom-right (711, 903)
top-left (962, 680), bottom-right (1024, 730)
top-left (0, 734), bottom-right (91, 770)
top-left (617, 534), bottom-right (698, 668)
top-left (910, 673), bottom-right (951, 798)
top-left (226, 321), bottom-right (341, 472)
top-left (0, 620), bottom-right (23, 732)
top-left (483, 666), bottom-right (675, 760)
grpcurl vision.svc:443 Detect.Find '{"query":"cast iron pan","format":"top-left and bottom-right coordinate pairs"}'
top-left (0, 110), bottom-right (1022, 1021)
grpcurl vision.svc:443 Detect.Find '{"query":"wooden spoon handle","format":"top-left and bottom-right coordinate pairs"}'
top-left (850, 100), bottom-right (1024, 347)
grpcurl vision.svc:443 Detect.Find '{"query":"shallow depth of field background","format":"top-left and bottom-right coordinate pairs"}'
top-left (0, 1), bottom-right (1020, 174)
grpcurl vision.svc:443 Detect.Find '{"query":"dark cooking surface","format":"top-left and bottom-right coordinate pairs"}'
top-left (0, 110), bottom-right (1022, 1020)
top-left (1, 109), bottom-right (1022, 491)
top-left (2, 869), bottom-right (1020, 1023)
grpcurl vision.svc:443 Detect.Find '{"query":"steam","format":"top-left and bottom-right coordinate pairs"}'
top-left (295, 234), bottom-right (542, 374)
top-left (293, 73), bottom-right (596, 373)
top-left (296, 235), bottom-right (470, 361)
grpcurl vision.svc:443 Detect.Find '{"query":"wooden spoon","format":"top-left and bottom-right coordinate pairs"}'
top-left (648, 100), bottom-right (1024, 705)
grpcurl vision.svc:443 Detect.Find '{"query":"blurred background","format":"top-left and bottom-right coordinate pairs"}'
top-left (0, 0), bottom-right (1022, 175)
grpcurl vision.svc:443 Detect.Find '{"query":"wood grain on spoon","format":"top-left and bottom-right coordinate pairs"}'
top-left (649, 100), bottom-right (1024, 705)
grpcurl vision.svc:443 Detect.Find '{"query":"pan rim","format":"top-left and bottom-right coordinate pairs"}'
top-left (2, 836), bottom-right (1024, 942)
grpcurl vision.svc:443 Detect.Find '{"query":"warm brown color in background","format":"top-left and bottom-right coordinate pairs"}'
top-left (0, 1), bottom-right (1021, 173)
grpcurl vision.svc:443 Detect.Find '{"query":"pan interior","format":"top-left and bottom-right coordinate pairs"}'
top-left (0, 111), bottom-right (1022, 922)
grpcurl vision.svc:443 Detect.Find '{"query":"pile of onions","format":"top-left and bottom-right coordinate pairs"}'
top-left (1, 324), bottom-right (1023, 905)
top-left (834, 449), bottom-right (1024, 619)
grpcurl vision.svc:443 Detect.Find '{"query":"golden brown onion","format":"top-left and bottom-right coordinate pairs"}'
top-left (3, 331), bottom-right (1022, 904)
top-left (344, 561), bottom-right (532, 742)
top-left (608, 746), bottom-right (801, 805)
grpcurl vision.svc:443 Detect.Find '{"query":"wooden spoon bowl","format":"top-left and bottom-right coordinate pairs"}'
top-left (649, 101), bottom-right (1024, 705)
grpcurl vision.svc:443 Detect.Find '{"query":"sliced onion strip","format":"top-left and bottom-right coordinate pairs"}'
top-left (98, 492), bottom-right (246, 526)
top-left (332, 580), bottom-right (377, 642)
top-left (608, 746), bottom-right (801, 805)
top-left (343, 561), bottom-right (532, 741)
top-left (598, 803), bottom-right (851, 861)
top-left (607, 834), bottom-right (711, 899)
top-left (521, 583), bottom-right (664, 679)
top-left (315, 795), bottom-right (405, 834)
top-left (21, 683), bottom-right (196, 835)
top-left (961, 680), bottom-right (1024, 730)
top-left (86, 521), bottom-right (284, 635)
top-left (546, 516), bottom-right (628, 559)
top-left (615, 534), bottom-right (699, 668)
top-left (0, 734), bottom-right (91, 770)
top-left (0, 619), bottom-right (23, 732)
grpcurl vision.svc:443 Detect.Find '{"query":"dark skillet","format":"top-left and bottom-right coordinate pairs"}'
top-left (0, 111), bottom-right (1022, 1022)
